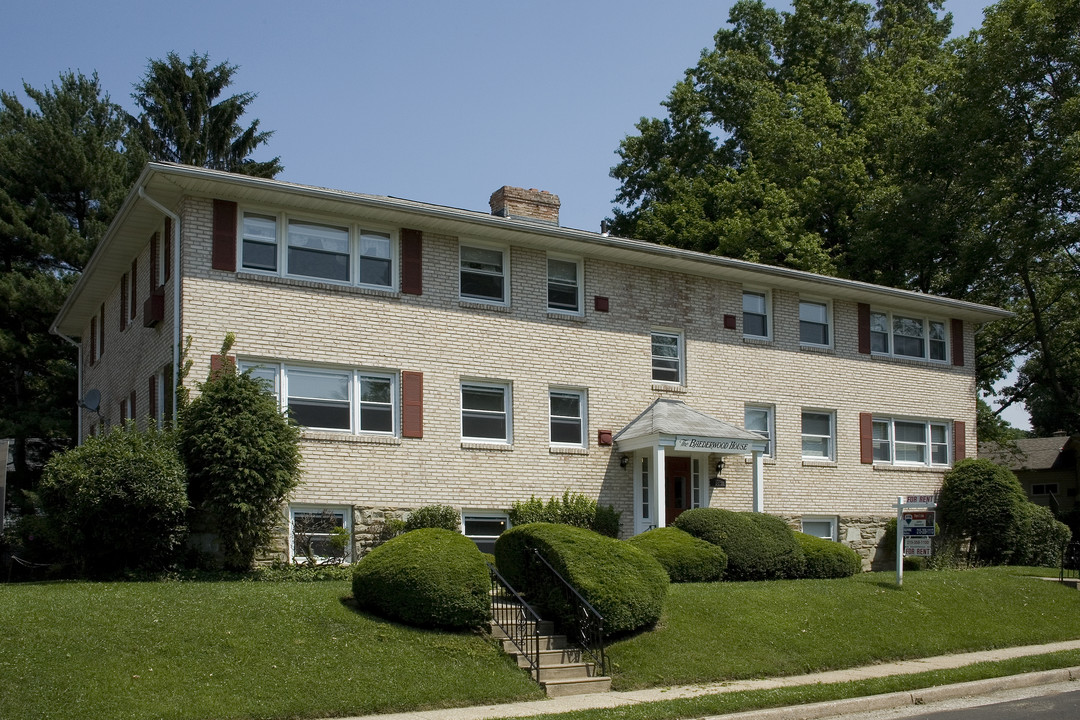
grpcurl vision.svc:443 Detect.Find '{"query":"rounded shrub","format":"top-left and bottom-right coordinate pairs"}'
top-left (626, 527), bottom-right (727, 582)
top-left (495, 523), bottom-right (668, 635)
top-left (674, 508), bottom-right (804, 581)
top-left (793, 532), bottom-right (862, 578)
top-left (938, 458), bottom-right (1029, 565)
top-left (39, 425), bottom-right (188, 576)
top-left (1015, 504), bottom-right (1071, 568)
top-left (352, 528), bottom-right (489, 629)
top-left (403, 504), bottom-right (461, 532)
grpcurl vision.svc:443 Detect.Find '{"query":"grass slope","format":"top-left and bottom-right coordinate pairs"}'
top-left (0, 580), bottom-right (542, 720)
top-left (608, 567), bottom-right (1080, 689)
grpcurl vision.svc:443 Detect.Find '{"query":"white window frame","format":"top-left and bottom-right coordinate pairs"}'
top-left (744, 404), bottom-right (775, 458)
top-left (549, 387), bottom-right (587, 448)
top-left (459, 242), bottom-right (509, 305)
top-left (1032, 483), bottom-right (1059, 496)
top-left (546, 254), bottom-right (584, 315)
top-left (650, 330), bottom-right (684, 385)
top-left (460, 381), bottom-right (512, 444)
top-left (869, 309), bottom-right (949, 363)
top-left (238, 209), bottom-right (399, 291)
top-left (639, 456), bottom-right (651, 525)
top-left (801, 516), bottom-right (838, 541)
top-left (238, 360), bottom-right (399, 437)
top-left (742, 289), bottom-right (771, 340)
top-left (691, 458), bottom-right (703, 509)
top-left (799, 299), bottom-right (832, 348)
top-left (462, 511), bottom-right (509, 554)
top-left (801, 409), bottom-right (835, 461)
top-left (871, 417), bottom-right (952, 467)
top-left (289, 505), bottom-right (352, 564)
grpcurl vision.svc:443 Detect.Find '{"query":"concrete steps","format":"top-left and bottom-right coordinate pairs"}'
top-left (489, 620), bottom-right (611, 696)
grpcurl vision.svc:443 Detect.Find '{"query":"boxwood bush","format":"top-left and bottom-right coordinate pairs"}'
top-left (626, 527), bottom-right (727, 582)
top-left (495, 523), bottom-right (667, 635)
top-left (351, 528), bottom-right (489, 629)
top-left (674, 508), bottom-right (805, 581)
top-left (403, 505), bottom-right (461, 532)
top-left (793, 532), bottom-right (862, 578)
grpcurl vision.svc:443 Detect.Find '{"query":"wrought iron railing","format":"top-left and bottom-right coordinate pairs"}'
top-left (531, 549), bottom-right (608, 677)
top-left (1061, 539), bottom-right (1080, 582)
top-left (488, 563), bottom-right (543, 681)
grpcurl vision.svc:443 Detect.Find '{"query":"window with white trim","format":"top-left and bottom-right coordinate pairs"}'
top-left (1032, 483), bottom-right (1059, 496)
top-left (651, 331), bottom-right (683, 384)
top-left (549, 388), bottom-right (586, 446)
top-left (239, 210), bottom-right (397, 290)
top-left (799, 300), bottom-right (830, 346)
top-left (801, 516), bottom-right (837, 541)
top-left (290, 506), bottom-right (351, 563)
top-left (238, 361), bottom-right (398, 436)
top-left (463, 513), bottom-right (508, 554)
top-left (870, 310), bottom-right (948, 362)
top-left (801, 410), bottom-right (835, 460)
top-left (640, 456), bottom-right (651, 522)
top-left (691, 458), bottom-right (703, 508)
top-left (460, 244), bottom-right (508, 304)
top-left (745, 405), bottom-right (775, 457)
top-left (547, 256), bottom-right (583, 314)
top-left (461, 382), bottom-right (511, 442)
top-left (872, 417), bottom-right (951, 466)
top-left (742, 290), bottom-right (770, 339)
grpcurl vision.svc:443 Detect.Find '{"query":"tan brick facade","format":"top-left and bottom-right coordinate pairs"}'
top-left (62, 165), bottom-right (1006, 563)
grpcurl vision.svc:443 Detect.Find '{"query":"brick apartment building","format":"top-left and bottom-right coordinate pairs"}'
top-left (51, 163), bottom-right (1009, 567)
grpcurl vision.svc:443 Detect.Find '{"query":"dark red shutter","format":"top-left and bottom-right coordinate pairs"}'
top-left (400, 228), bottom-right (423, 295)
top-left (401, 371), bottom-right (424, 438)
top-left (99, 304), bottom-right (105, 357)
top-left (130, 259), bottom-right (138, 320)
top-left (119, 399), bottom-right (126, 424)
top-left (210, 354), bottom-right (236, 379)
top-left (120, 273), bottom-right (128, 331)
top-left (954, 420), bottom-right (966, 461)
top-left (164, 218), bottom-right (173, 281)
top-left (148, 375), bottom-right (158, 423)
top-left (859, 412), bottom-right (874, 464)
top-left (150, 233), bottom-right (159, 288)
top-left (857, 303), bottom-right (871, 355)
top-left (212, 199), bottom-right (237, 272)
top-left (89, 317), bottom-right (97, 365)
top-left (951, 319), bottom-right (964, 366)
top-left (130, 390), bottom-right (137, 422)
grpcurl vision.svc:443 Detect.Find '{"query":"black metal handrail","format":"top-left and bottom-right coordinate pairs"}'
top-left (531, 549), bottom-right (608, 676)
top-left (1061, 539), bottom-right (1080, 582)
top-left (488, 563), bottom-right (543, 681)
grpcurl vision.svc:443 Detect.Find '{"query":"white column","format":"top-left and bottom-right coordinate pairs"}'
top-left (752, 450), bottom-right (764, 512)
top-left (654, 444), bottom-right (667, 528)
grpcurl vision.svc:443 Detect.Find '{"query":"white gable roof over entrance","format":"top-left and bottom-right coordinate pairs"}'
top-left (614, 398), bottom-right (767, 453)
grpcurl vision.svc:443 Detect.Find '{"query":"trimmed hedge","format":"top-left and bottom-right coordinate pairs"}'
top-left (404, 505), bottom-right (461, 532)
top-left (508, 491), bottom-right (622, 538)
top-left (674, 508), bottom-right (805, 581)
top-left (495, 523), bottom-right (668, 635)
top-left (938, 458), bottom-right (1029, 565)
top-left (793, 532), bottom-right (862, 578)
top-left (626, 527), bottom-right (727, 582)
top-left (352, 528), bottom-right (489, 629)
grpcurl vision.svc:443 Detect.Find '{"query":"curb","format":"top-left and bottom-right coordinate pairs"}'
top-left (717, 667), bottom-right (1080, 719)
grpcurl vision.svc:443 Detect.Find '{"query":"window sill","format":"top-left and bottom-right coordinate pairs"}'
top-left (459, 300), bottom-right (511, 313)
top-left (461, 441), bottom-right (513, 451)
top-left (550, 446), bottom-right (589, 456)
top-left (546, 311), bottom-right (586, 323)
top-left (742, 336), bottom-right (772, 345)
top-left (651, 382), bottom-right (687, 394)
top-left (237, 271), bottom-right (400, 298)
top-left (802, 460), bottom-right (837, 467)
top-left (872, 463), bottom-right (948, 473)
top-left (301, 431), bottom-right (401, 445)
top-left (868, 353), bottom-right (953, 368)
top-left (799, 344), bottom-right (834, 354)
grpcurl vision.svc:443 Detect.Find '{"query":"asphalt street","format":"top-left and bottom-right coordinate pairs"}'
top-left (811, 682), bottom-right (1080, 720)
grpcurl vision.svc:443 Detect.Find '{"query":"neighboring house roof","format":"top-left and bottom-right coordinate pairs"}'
top-left (52, 162), bottom-right (1013, 338)
top-left (615, 398), bottom-right (765, 445)
top-left (979, 436), bottom-right (1079, 472)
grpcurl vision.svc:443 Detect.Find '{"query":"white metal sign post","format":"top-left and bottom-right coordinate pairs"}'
top-left (895, 495), bottom-right (937, 587)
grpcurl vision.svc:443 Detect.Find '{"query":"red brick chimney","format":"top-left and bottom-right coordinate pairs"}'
top-left (489, 186), bottom-right (560, 226)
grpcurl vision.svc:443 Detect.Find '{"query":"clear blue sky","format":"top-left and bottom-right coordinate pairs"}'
top-left (5, 0), bottom-right (1020, 424)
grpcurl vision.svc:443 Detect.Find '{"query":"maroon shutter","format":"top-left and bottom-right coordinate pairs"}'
top-left (150, 233), bottom-right (160, 288)
top-left (210, 354), bottom-right (236, 379)
top-left (401, 371), bottom-right (423, 438)
top-left (859, 412), bottom-right (874, 464)
top-left (951, 319), bottom-right (964, 366)
top-left (212, 199), bottom-right (237, 271)
top-left (400, 228), bottom-right (423, 295)
top-left (120, 273), bottom-right (128, 331)
top-left (954, 420), bottom-right (966, 461)
top-left (130, 259), bottom-right (138, 320)
top-left (148, 375), bottom-right (158, 422)
top-left (857, 303), bottom-right (871, 354)
top-left (164, 218), bottom-right (173, 281)
top-left (119, 399), bottom-right (127, 424)
top-left (89, 317), bottom-right (97, 365)
top-left (99, 304), bottom-right (105, 357)
top-left (130, 390), bottom-right (137, 422)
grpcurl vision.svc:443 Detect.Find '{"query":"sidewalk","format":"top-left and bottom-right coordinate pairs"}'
top-left (341, 640), bottom-right (1080, 720)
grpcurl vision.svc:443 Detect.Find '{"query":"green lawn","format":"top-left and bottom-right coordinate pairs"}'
top-left (2, 568), bottom-right (1079, 720)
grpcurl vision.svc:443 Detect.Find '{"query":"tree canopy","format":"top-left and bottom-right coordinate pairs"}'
top-left (610, 0), bottom-right (1080, 434)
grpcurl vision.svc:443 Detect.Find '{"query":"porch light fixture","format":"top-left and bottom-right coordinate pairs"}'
top-left (709, 458), bottom-right (727, 488)
top-left (620, 455), bottom-right (630, 469)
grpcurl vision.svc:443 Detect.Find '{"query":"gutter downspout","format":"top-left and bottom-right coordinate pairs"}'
top-left (138, 187), bottom-right (181, 427)
top-left (55, 331), bottom-right (82, 444)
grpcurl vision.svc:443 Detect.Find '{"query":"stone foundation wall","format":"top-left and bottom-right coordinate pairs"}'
top-left (780, 514), bottom-right (894, 572)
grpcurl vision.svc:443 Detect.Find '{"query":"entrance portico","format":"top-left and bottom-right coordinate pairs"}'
top-left (613, 398), bottom-right (769, 535)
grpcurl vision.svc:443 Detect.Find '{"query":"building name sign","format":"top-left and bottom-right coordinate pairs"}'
top-left (675, 436), bottom-right (751, 452)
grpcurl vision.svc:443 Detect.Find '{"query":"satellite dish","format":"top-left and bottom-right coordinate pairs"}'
top-left (81, 389), bottom-right (101, 413)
